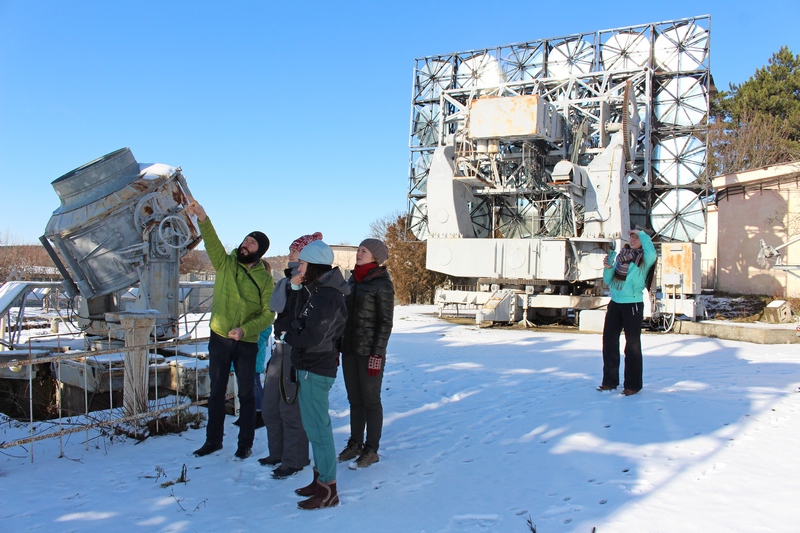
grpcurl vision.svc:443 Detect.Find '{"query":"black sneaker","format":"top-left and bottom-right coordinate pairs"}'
top-left (193, 442), bottom-right (222, 457)
top-left (258, 455), bottom-right (281, 466)
top-left (272, 465), bottom-right (302, 479)
top-left (234, 447), bottom-right (252, 460)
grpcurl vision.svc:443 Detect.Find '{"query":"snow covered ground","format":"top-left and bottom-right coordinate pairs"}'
top-left (2, 305), bottom-right (800, 532)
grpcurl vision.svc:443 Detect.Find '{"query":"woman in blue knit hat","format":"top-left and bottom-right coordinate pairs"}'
top-left (283, 240), bottom-right (349, 510)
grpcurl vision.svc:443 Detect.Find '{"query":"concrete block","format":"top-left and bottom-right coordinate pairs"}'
top-left (764, 300), bottom-right (791, 324)
top-left (673, 320), bottom-right (799, 344)
top-left (579, 309), bottom-right (607, 332)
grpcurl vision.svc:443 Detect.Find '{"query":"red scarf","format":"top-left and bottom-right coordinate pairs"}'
top-left (353, 262), bottom-right (378, 282)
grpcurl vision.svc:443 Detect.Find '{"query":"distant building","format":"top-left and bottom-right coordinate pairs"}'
top-left (331, 245), bottom-right (357, 278)
top-left (712, 161), bottom-right (800, 297)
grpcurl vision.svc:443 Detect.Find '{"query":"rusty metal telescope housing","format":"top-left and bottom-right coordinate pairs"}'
top-left (41, 148), bottom-right (201, 339)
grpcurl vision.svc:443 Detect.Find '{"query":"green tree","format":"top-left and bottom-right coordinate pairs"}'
top-left (720, 46), bottom-right (800, 136)
top-left (709, 46), bottom-right (800, 175)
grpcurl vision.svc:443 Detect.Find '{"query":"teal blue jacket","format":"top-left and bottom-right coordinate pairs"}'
top-left (256, 326), bottom-right (272, 373)
top-left (603, 231), bottom-right (657, 304)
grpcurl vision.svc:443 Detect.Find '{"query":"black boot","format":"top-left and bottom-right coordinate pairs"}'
top-left (193, 442), bottom-right (222, 457)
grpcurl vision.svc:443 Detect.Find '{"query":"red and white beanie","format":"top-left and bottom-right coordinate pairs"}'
top-left (289, 232), bottom-right (323, 253)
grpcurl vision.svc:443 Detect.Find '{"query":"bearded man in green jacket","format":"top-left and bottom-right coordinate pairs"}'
top-left (185, 197), bottom-right (274, 460)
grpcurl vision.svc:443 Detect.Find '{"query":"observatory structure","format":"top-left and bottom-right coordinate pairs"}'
top-left (41, 148), bottom-right (201, 340)
top-left (1, 149), bottom-right (207, 423)
top-left (407, 15), bottom-right (711, 323)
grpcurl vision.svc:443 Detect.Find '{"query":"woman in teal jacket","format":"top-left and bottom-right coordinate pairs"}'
top-left (599, 229), bottom-right (656, 396)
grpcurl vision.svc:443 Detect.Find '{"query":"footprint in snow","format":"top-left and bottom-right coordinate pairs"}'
top-left (697, 461), bottom-right (727, 480)
top-left (448, 514), bottom-right (499, 528)
top-left (400, 479), bottom-right (435, 494)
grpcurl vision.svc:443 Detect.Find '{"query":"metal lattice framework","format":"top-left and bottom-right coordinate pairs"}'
top-left (408, 15), bottom-right (711, 243)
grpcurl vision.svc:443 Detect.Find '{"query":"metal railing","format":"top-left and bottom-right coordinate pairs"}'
top-left (0, 312), bottom-right (214, 462)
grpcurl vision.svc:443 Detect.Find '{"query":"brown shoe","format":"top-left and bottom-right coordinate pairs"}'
top-left (621, 389), bottom-right (640, 396)
top-left (295, 469), bottom-right (319, 497)
top-left (596, 385), bottom-right (617, 391)
top-left (351, 446), bottom-right (380, 469)
top-left (298, 480), bottom-right (339, 510)
top-left (337, 438), bottom-right (363, 462)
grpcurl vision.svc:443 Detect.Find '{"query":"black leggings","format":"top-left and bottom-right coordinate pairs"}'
top-left (341, 352), bottom-right (384, 451)
top-left (601, 301), bottom-right (644, 391)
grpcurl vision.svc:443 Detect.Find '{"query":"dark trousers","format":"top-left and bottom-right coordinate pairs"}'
top-left (602, 300), bottom-right (644, 391)
top-left (261, 347), bottom-right (309, 469)
top-left (342, 352), bottom-right (384, 451)
top-left (206, 331), bottom-right (257, 449)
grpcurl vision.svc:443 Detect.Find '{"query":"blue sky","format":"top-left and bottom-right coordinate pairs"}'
top-left (1, 0), bottom-right (798, 254)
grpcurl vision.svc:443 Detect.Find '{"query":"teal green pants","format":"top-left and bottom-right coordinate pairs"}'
top-left (297, 370), bottom-right (337, 483)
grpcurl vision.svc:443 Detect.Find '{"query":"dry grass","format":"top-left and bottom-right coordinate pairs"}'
top-left (114, 410), bottom-right (206, 441)
top-left (146, 411), bottom-right (205, 436)
top-left (706, 293), bottom-right (799, 322)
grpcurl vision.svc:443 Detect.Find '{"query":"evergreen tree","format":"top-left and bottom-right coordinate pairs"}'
top-left (720, 46), bottom-right (800, 137)
top-left (709, 46), bottom-right (800, 174)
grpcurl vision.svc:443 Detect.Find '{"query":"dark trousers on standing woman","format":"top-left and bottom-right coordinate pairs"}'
top-left (602, 300), bottom-right (644, 391)
top-left (206, 331), bottom-right (257, 450)
top-left (261, 347), bottom-right (310, 469)
top-left (341, 352), bottom-right (384, 452)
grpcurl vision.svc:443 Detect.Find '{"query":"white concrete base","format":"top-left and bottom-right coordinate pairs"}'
top-left (579, 309), bottom-right (607, 332)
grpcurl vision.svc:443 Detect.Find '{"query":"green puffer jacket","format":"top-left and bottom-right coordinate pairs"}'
top-left (603, 230), bottom-right (657, 304)
top-left (199, 218), bottom-right (274, 343)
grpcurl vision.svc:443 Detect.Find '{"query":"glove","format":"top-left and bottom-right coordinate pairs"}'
top-left (367, 354), bottom-right (382, 377)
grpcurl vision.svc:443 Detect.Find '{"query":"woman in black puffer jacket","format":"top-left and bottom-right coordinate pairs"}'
top-left (337, 238), bottom-right (394, 469)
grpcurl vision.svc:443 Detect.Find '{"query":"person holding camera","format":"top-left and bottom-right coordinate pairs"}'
top-left (283, 240), bottom-right (349, 510)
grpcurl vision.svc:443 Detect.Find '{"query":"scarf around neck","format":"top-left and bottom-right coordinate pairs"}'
top-left (613, 246), bottom-right (644, 287)
top-left (353, 262), bottom-right (378, 282)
